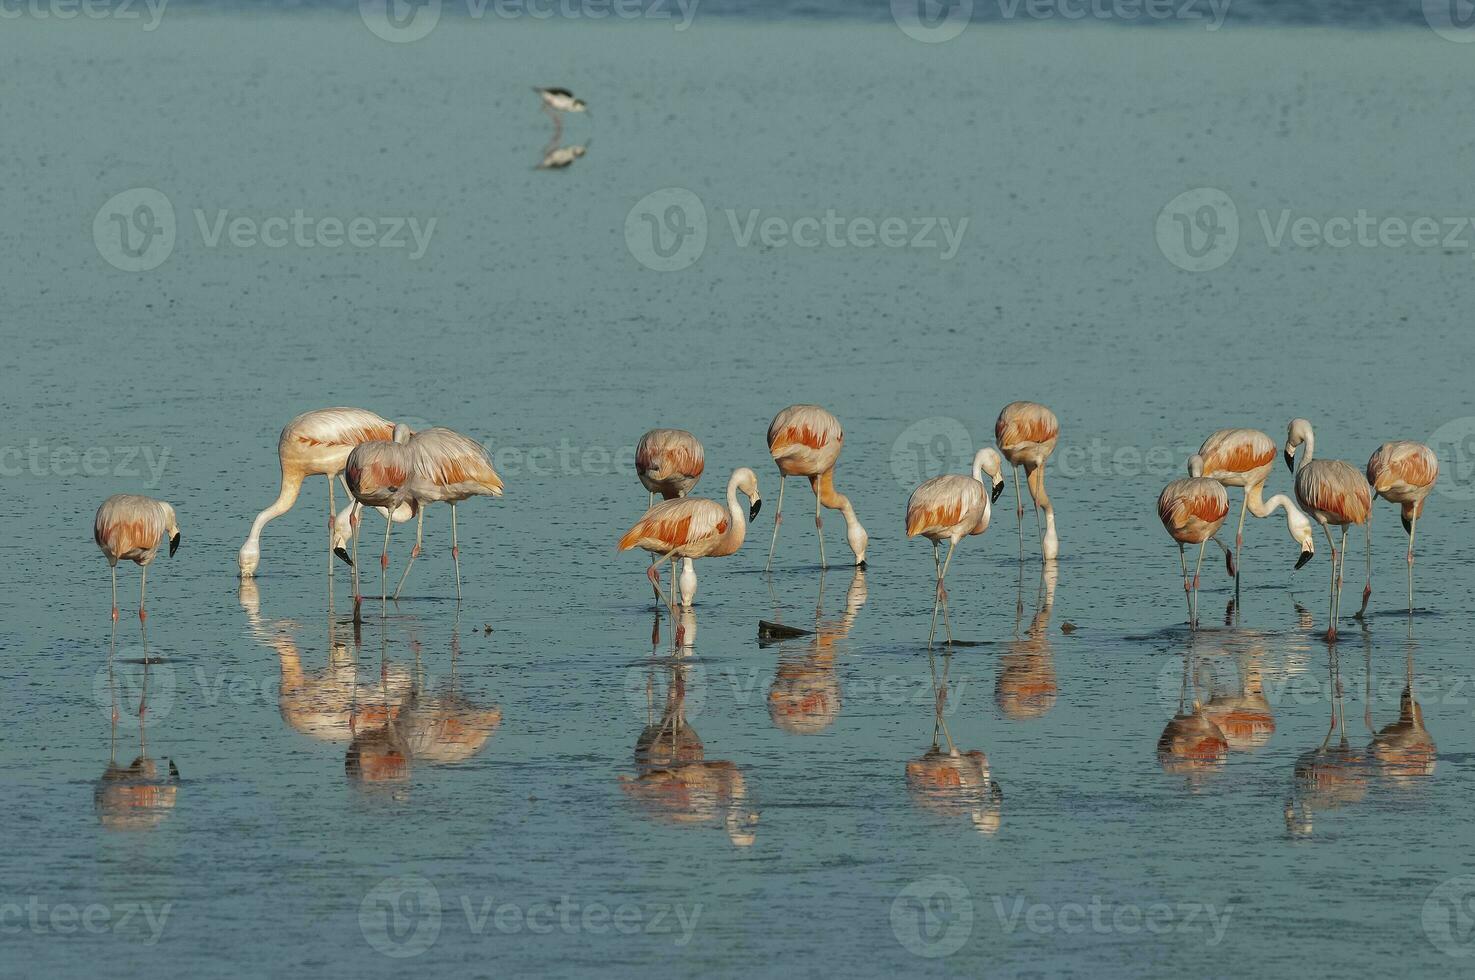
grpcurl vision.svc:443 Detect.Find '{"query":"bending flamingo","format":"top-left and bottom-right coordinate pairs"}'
top-left (618, 468), bottom-right (762, 616)
top-left (995, 401), bottom-right (1059, 560)
top-left (344, 425), bottom-right (417, 612)
top-left (392, 427), bottom-right (505, 601)
top-left (1366, 441), bottom-right (1438, 613)
top-left (636, 428), bottom-right (705, 604)
top-left (1189, 429), bottom-right (1316, 589)
top-left (95, 494), bottom-right (181, 622)
top-left (1157, 476), bottom-right (1230, 629)
top-left (765, 405), bottom-right (867, 571)
top-left (238, 407), bottom-right (403, 578)
top-left (905, 447), bottom-right (1005, 645)
top-left (1285, 419), bottom-right (1372, 642)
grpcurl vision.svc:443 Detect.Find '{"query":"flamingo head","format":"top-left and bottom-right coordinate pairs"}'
top-left (732, 467), bottom-right (762, 520)
top-left (161, 503), bottom-right (181, 557)
top-left (972, 447), bottom-right (1005, 501)
top-left (1288, 507), bottom-right (1316, 569)
top-left (848, 518), bottom-right (868, 568)
top-left (1284, 418), bottom-right (1312, 471)
top-left (1187, 453), bottom-right (1205, 478)
top-left (238, 540), bottom-right (260, 577)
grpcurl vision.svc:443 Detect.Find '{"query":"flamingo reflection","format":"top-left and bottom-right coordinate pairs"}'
top-left (906, 645), bottom-right (1001, 835)
top-left (95, 623), bottom-right (179, 830)
top-left (766, 568), bottom-right (867, 735)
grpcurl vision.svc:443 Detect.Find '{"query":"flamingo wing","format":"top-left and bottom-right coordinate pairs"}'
top-left (906, 475), bottom-right (982, 538)
top-left (94, 494), bottom-right (167, 562)
top-left (636, 429), bottom-right (705, 482)
top-left (411, 428), bottom-right (504, 498)
top-left (995, 401), bottom-right (1059, 453)
top-left (1198, 428), bottom-right (1275, 478)
top-left (767, 405), bottom-right (842, 461)
top-left (1367, 441), bottom-right (1438, 496)
top-left (1296, 461), bottom-right (1372, 524)
top-left (619, 497), bottom-right (729, 553)
top-left (283, 407), bottom-right (395, 451)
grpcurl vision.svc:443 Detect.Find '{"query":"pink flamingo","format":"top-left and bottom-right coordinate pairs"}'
top-left (765, 405), bottom-right (867, 572)
top-left (344, 425), bottom-right (417, 612)
top-left (618, 468), bottom-right (762, 619)
top-left (1157, 476), bottom-right (1230, 629)
top-left (995, 401), bottom-right (1059, 560)
top-left (238, 408), bottom-right (402, 578)
top-left (635, 428), bottom-right (705, 605)
top-left (1285, 419), bottom-right (1372, 642)
top-left (1366, 441), bottom-right (1438, 613)
top-left (392, 427), bottom-right (505, 601)
top-left (905, 447), bottom-right (1005, 645)
top-left (95, 494), bottom-right (180, 622)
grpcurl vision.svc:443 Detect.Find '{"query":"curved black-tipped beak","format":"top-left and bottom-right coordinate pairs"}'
top-left (1401, 514), bottom-right (1412, 534)
top-left (334, 546), bottom-right (354, 567)
top-left (856, 559), bottom-right (868, 570)
top-left (991, 480), bottom-right (1004, 504)
top-left (1283, 449), bottom-right (1295, 472)
top-left (1295, 549), bottom-right (1314, 570)
top-left (749, 499), bottom-right (762, 521)
top-left (168, 532), bottom-right (180, 557)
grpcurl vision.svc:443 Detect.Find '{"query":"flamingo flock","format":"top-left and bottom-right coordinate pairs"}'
top-left (93, 402), bottom-right (1440, 647)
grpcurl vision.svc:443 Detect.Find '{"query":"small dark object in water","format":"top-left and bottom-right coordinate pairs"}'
top-left (1060, 622), bottom-right (1077, 634)
top-left (483, 624), bottom-right (494, 635)
top-left (758, 620), bottom-right (812, 642)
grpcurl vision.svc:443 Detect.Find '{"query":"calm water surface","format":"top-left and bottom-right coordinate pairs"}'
top-left (3, 15), bottom-right (1474, 979)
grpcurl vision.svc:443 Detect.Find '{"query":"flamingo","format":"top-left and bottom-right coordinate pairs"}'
top-left (95, 494), bottom-right (180, 622)
top-left (344, 424), bottom-right (417, 612)
top-left (617, 467), bottom-right (762, 617)
top-left (904, 447), bottom-right (1005, 645)
top-left (995, 401), bottom-right (1059, 560)
top-left (389, 427), bottom-right (505, 602)
top-left (764, 405), bottom-right (868, 572)
top-left (636, 428), bottom-right (705, 605)
top-left (1157, 476), bottom-right (1231, 629)
top-left (1285, 419), bottom-right (1372, 642)
top-left (1188, 432), bottom-right (1317, 589)
top-left (238, 407), bottom-right (402, 578)
top-left (1365, 441), bottom-right (1438, 613)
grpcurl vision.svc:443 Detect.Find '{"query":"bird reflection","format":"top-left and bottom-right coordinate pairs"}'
top-left (1200, 635), bottom-right (1275, 753)
top-left (766, 569), bottom-right (866, 735)
top-left (394, 620), bottom-right (502, 766)
top-left (1365, 627), bottom-right (1435, 789)
top-left (537, 141), bottom-right (589, 170)
top-left (1285, 642), bottom-right (1368, 835)
top-left (620, 609), bottom-right (759, 847)
top-left (906, 645), bottom-right (1001, 835)
top-left (996, 562), bottom-right (1058, 720)
top-left (1157, 639), bottom-right (1229, 787)
top-left (346, 630), bottom-right (412, 791)
top-left (95, 622), bottom-right (179, 830)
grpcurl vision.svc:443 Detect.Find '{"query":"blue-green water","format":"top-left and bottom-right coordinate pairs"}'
top-left (3, 14), bottom-right (1474, 979)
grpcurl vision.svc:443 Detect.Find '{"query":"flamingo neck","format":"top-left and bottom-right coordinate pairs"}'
top-left (814, 471), bottom-right (860, 529)
top-left (1302, 427), bottom-right (1316, 465)
top-left (723, 475), bottom-right (748, 552)
top-left (245, 471), bottom-right (305, 547)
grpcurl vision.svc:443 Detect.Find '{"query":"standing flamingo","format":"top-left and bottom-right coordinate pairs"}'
top-left (95, 494), bottom-right (180, 622)
top-left (1285, 419), bottom-right (1372, 642)
top-left (636, 428), bottom-right (705, 605)
top-left (344, 425), bottom-right (417, 612)
top-left (995, 401), bottom-right (1059, 560)
top-left (765, 405), bottom-right (867, 572)
top-left (1157, 476), bottom-right (1230, 629)
top-left (238, 408), bottom-right (403, 578)
top-left (618, 468), bottom-right (762, 619)
top-left (391, 427), bottom-right (505, 601)
top-left (905, 448), bottom-right (1005, 645)
top-left (1366, 441), bottom-right (1438, 613)
top-left (1189, 429), bottom-right (1317, 592)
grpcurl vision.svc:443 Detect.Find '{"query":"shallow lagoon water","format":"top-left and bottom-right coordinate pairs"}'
top-left (3, 12), bottom-right (1475, 978)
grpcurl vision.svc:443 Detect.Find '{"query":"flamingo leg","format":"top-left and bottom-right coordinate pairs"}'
top-left (814, 483), bottom-right (826, 570)
top-left (1012, 464), bottom-right (1025, 558)
top-left (393, 507), bottom-right (425, 601)
top-left (1407, 513), bottom-right (1418, 614)
top-left (1178, 543), bottom-right (1191, 627)
top-left (1336, 526), bottom-right (1350, 630)
top-left (765, 477), bottom-right (787, 572)
top-left (647, 549), bottom-right (679, 610)
top-left (1191, 540), bottom-right (1207, 629)
top-left (1233, 490), bottom-right (1249, 595)
top-left (1320, 522), bottom-right (1337, 641)
top-left (138, 566), bottom-right (148, 623)
top-left (1028, 464), bottom-right (1045, 548)
top-left (381, 505), bottom-right (394, 615)
top-left (110, 564), bottom-right (119, 622)
top-left (1358, 513), bottom-right (1371, 618)
top-left (350, 503), bottom-right (362, 612)
top-left (451, 502), bottom-right (462, 602)
top-left (928, 539), bottom-right (958, 648)
top-left (648, 491), bottom-right (655, 511)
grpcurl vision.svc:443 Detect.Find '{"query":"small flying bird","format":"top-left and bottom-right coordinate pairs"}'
top-left (635, 428), bottom-right (705, 605)
top-left (1188, 433), bottom-right (1316, 582)
top-left (95, 494), bottom-right (181, 622)
top-left (533, 87), bottom-right (587, 142)
top-left (1366, 440), bottom-right (1438, 613)
top-left (1285, 419), bottom-right (1372, 642)
top-left (239, 407), bottom-right (403, 578)
top-left (344, 424), bottom-right (417, 612)
top-left (1157, 476), bottom-right (1231, 630)
top-left (905, 447), bottom-right (1005, 646)
top-left (765, 405), bottom-right (868, 572)
top-left (618, 468), bottom-right (762, 615)
top-left (995, 401), bottom-right (1059, 560)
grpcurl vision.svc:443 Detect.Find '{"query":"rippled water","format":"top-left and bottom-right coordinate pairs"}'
top-left (3, 13), bottom-right (1474, 979)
